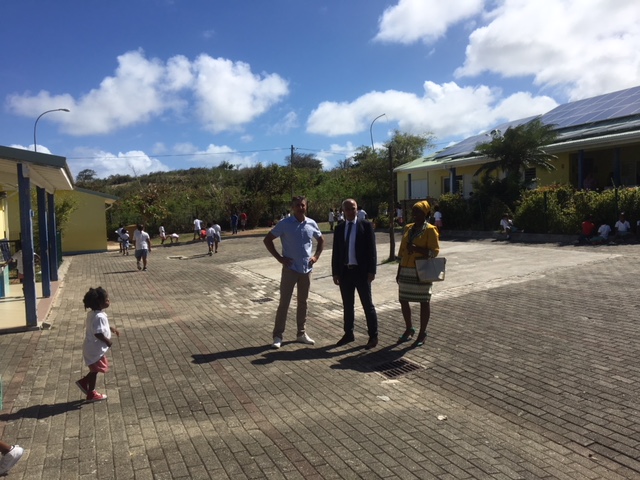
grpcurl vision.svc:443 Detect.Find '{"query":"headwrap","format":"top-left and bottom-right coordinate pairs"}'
top-left (413, 200), bottom-right (431, 216)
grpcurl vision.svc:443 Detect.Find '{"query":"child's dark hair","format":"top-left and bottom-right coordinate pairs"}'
top-left (83, 287), bottom-right (109, 310)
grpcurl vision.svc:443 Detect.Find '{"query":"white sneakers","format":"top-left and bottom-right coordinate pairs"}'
top-left (271, 333), bottom-right (315, 348)
top-left (0, 445), bottom-right (24, 475)
top-left (296, 333), bottom-right (315, 345)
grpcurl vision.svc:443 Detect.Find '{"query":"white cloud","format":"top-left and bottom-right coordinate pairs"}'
top-left (456, 0), bottom-right (640, 99)
top-left (6, 50), bottom-right (289, 136)
top-left (192, 55), bottom-right (289, 133)
top-left (314, 141), bottom-right (359, 169)
top-left (169, 142), bottom-right (259, 169)
top-left (307, 81), bottom-right (557, 140)
top-left (11, 143), bottom-right (52, 154)
top-left (375, 0), bottom-right (484, 44)
top-left (66, 147), bottom-right (171, 179)
top-left (268, 111), bottom-right (298, 135)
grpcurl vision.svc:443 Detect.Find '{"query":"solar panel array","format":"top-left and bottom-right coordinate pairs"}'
top-left (434, 116), bottom-right (538, 159)
top-left (541, 85), bottom-right (640, 130)
top-left (433, 86), bottom-right (640, 161)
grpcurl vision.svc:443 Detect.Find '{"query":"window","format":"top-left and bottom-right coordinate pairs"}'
top-left (524, 168), bottom-right (536, 184)
top-left (443, 175), bottom-right (462, 194)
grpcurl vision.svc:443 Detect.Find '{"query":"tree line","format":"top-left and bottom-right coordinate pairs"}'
top-left (75, 131), bottom-right (433, 236)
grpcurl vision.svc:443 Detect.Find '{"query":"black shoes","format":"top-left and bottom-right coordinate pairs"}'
top-left (364, 336), bottom-right (378, 350)
top-left (336, 333), bottom-right (355, 346)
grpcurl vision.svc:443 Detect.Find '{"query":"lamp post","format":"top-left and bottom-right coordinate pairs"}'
top-left (370, 113), bottom-right (386, 150)
top-left (34, 108), bottom-right (70, 152)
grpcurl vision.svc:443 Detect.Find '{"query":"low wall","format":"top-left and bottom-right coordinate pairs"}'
top-left (446, 230), bottom-right (576, 244)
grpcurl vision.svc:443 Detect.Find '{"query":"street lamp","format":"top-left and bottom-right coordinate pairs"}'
top-left (370, 113), bottom-right (386, 150)
top-left (34, 108), bottom-right (70, 152)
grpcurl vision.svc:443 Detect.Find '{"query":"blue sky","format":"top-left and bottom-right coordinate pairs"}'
top-left (2, 0), bottom-right (639, 179)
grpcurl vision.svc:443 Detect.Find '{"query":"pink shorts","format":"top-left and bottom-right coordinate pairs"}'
top-left (435, 220), bottom-right (443, 227)
top-left (89, 355), bottom-right (109, 373)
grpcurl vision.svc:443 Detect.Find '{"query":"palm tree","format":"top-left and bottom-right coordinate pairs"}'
top-left (474, 119), bottom-right (558, 181)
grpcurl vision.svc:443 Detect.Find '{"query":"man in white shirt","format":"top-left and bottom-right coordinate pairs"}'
top-left (356, 206), bottom-right (367, 221)
top-left (193, 217), bottom-right (203, 241)
top-left (614, 212), bottom-right (631, 239)
top-left (133, 224), bottom-right (152, 271)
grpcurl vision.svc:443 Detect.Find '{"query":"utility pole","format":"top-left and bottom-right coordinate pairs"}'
top-left (290, 144), bottom-right (295, 198)
top-left (388, 145), bottom-right (395, 261)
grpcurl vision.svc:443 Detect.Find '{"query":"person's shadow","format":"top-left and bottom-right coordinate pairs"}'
top-left (329, 343), bottom-right (414, 373)
top-left (0, 400), bottom-right (85, 421)
top-left (192, 343), bottom-right (362, 366)
top-left (192, 345), bottom-right (273, 364)
top-left (250, 343), bottom-right (363, 365)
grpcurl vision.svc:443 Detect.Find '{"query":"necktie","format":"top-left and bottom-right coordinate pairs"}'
top-left (344, 222), bottom-right (353, 264)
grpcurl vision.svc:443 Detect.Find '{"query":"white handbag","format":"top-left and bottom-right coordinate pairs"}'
top-left (415, 257), bottom-right (446, 282)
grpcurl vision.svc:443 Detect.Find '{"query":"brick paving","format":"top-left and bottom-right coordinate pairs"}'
top-left (1, 233), bottom-right (639, 479)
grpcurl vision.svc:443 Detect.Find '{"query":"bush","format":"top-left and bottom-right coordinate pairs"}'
top-left (433, 184), bottom-right (640, 234)
top-left (436, 194), bottom-right (471, 230)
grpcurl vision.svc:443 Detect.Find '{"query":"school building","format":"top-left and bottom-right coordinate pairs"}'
top-left (396, 85), bottom-right (640, 202)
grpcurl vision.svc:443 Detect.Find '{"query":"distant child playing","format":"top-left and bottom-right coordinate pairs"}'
top-left (75, 287), bottom-right (119, 402)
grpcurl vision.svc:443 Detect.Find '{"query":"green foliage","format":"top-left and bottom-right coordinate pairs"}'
top-left (75, 169), bottom-right (97, 184)
top-left (436, 194), bottom-right (471, 230)
top-left (55, 195), bottom-right (79, 233)
top-left (374, 202), bottom-right (390, 229)
top-left (30, 190), bottom-right (78, 254)
top-left (471, 175), bottom-right (523, 213)
top-left (475, 119), bottom-right (558, 181)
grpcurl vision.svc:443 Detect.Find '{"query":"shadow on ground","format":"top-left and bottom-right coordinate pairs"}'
top-left (0, 400), bottom-right (85, 420)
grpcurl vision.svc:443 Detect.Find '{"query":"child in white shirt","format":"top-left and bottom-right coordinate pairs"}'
top-left (75, 287), bottom-right (119, 402)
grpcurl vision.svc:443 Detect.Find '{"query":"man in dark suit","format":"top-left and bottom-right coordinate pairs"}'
top-left (332, 198), bottom-right (379, 349)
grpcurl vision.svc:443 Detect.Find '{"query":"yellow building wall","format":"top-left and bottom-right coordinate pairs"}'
top-left (57, 190), bottom-right (109, 254)
top-left (0, 196), bottom-right (7, 240)
top-left (537, 154), bottom-right (571, 185)
top-left (6, 192), bottom-right (20, 241)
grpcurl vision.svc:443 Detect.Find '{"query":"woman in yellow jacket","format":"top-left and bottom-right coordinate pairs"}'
top-left (396, 201), bottom-right (440, 346)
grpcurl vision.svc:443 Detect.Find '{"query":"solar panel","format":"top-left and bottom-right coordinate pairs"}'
top-left (541, 85), bottom-right (640, 129)
top-left (431, 85), bottom-right (640, 162)
top-left (434, 116), bottom-right (538, 159)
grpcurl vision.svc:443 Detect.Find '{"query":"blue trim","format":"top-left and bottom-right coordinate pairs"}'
top-left (37, 187), bottom-right (51, 297)
top-left (18, 164), bottom-right (37, 327)
top-left (47, 193), bottom-right (59, 281)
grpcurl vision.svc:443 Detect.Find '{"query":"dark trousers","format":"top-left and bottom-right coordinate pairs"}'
top-left (339, 267), bottom-right (378, 338)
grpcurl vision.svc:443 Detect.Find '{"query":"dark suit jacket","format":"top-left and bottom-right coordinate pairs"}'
top-left (331, 220), bottom-right (377, 278)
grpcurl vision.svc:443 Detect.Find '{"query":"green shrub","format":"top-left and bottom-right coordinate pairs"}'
top-left (436, 194), bottom-right (471, 230)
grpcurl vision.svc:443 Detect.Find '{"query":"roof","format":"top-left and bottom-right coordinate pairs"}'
top-left (73, 187), bottom-right (119, 203)
top-left (0, 145), bottom-right (74, 193)
top-left (398, 85), bottom-right (640, 173)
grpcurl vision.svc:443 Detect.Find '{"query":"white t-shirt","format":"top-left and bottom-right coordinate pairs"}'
top-left (500, 218), bottom-right (510, 230)
top-left (615, 220), bottom-right (630, 232)
top-left (11, 250), bottom-right (23, 274)
top-left (83, 310), bottom-right (111, 366)
top-left (134, 230), bottom-right (151, 250)
top-left (159, 226), bottom-right (166, 237)
top-left (328, 211), bottom-right (334, 222)
top-left (212, 224), bottom-right (222, 239)
top-left (598, 224), bottom-right (611, 239)
top-left (206, 227), bottom-right (216, 237)
top-left (434, 211), bottom-right (443, 221)
top-left (357, 209), bottom-right (367, 221)
top-left (193, 219), bottom-right (202, 230)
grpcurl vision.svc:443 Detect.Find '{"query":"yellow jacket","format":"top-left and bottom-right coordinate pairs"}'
top-left (398, 222), bottom-right (440, 268)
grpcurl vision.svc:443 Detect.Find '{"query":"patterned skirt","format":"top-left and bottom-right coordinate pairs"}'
top-left (398, 266), bottom-right (432, 303)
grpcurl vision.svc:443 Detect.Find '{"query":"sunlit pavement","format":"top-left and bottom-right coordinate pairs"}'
top-left (1, 232), bottom-right (639, 479)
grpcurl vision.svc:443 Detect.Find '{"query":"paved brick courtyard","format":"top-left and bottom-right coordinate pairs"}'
top-left (1, 233), bottom-right (639, 479)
